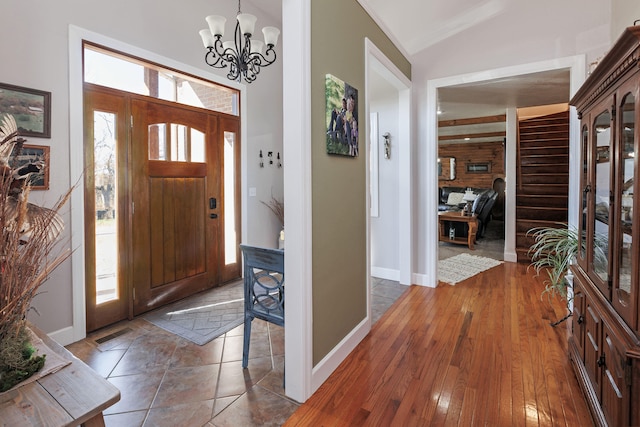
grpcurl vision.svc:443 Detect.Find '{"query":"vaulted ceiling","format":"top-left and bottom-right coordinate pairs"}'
top-left (251, 0), bottom-right (573, 129)
top-left (359, 0), bottom-right (511, 56)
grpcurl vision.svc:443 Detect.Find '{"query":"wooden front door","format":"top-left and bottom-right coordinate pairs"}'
top-left (84, 86), bottom-right (241, 330)
top-left (130, 98), bottom-right (223, 314)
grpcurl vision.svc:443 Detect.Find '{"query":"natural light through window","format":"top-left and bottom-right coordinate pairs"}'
top-left (224, 131), bottom-right (236, 265)
top-left (94, 111), bottom-right (118, 305)
top-left (84, 43), bottom-right (239, 115)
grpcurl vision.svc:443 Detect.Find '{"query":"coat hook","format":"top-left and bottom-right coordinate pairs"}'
top-left (268, 151), bottom-right (273, 165)
top-left (383, 133), bottom-right (391, 159)
top-left (259, 150), bottom-right (264, 168)
top-left (277, 152), bottom-right (282, 168)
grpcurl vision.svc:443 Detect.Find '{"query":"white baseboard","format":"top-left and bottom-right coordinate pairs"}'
top-left (371, 266), bottom-right (400, 281)
top-left (311, 315), bottom-right (370, 393)
top-left (504, 251), bottom-right (517, 263)
top-left (412, 272), bottom-right (436, 287)
top-left (47, 326), bottom-right (78, 346)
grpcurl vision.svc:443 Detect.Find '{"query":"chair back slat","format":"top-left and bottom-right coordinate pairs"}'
top-left (240, 244), bottom-right (284, 271)
top-left (240, 244), bottom-right (285, 326)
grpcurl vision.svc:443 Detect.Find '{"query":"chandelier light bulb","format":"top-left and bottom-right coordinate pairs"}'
top-left (250, 40), bottom-right (264, 55)
top-left (262, 26), bottom-right (280, 47)
top-left (199, 29), bottom-right (214, 48)
top-left (237, 13), bottom-right (257, 36)
top-left (205, 15), bottom-right (226, 37)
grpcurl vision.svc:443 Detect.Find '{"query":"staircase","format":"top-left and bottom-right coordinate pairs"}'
top-left (515, 111), bottom-right (569, 262)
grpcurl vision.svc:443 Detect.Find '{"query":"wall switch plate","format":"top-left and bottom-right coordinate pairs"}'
top-left (249, 187), bottom-right (256, 197)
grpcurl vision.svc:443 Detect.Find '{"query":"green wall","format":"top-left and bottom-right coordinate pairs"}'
top-left (310, 0), bottom-right (410, 365)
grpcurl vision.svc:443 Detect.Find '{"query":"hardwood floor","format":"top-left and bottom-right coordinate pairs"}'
top-left (285, 262), bottom-right (594, 426)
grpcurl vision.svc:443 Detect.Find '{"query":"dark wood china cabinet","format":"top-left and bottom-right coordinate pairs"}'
top-left (569, 25), bottom-right (640, 427)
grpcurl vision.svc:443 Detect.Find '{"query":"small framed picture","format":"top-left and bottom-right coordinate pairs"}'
top-left (596, 145), bottom-right (610, 163)
top-left (0, 82), bottom-right (51, 138)
top-left (14, 144), bottom-right (50, 190)
top-left (466, 162), bottom-right (491, 173)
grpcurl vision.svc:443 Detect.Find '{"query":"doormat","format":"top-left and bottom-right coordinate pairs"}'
top-left (143, 279), bottom-right (244, 345)
top-left (438, 253), bottom-right (502, 285)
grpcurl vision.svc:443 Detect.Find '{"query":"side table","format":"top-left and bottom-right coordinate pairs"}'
top-left (438, 211), bottom-right (478, 250)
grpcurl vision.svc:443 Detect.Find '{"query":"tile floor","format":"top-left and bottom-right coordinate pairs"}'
top-left (66, 278), bottom-right (406, 427)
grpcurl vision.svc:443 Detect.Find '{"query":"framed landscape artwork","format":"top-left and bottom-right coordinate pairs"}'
top-left (0, 82), bottom-right (51, 138)
top-left (325, 74), bottom-right (359, 157)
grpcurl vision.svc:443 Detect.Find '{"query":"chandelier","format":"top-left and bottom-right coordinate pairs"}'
top-left (199, 0), bottom-right (280, 84)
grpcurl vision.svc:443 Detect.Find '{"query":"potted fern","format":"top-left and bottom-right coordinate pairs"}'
top-left (527, 224), bottom-right (579, 325)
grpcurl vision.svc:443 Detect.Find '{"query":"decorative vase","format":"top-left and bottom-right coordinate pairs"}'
top-left (278, 228), bottom-right (285, 249)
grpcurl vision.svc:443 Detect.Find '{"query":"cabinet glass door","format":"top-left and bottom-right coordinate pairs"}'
top-left (578, 124), bottom-right (589, 268)
top-left (614, 91), bottom-right (635, 324)
top-left (592, 110), bottom-right (611, 297)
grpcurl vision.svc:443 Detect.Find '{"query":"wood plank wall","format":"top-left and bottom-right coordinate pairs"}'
top-left (439, 141), bottom-right (505, 189)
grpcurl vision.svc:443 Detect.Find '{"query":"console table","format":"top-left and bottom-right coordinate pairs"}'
top-left (438, 211), bottom-right (478, 250)
top-left (0, 325), bottom-right (120, 426)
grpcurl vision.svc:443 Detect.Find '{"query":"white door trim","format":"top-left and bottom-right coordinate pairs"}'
top-left (282, 0), bottom-right (313, 402)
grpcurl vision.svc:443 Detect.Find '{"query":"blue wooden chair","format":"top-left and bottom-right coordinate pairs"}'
top-left (240, 244), bottom-right (284, 368)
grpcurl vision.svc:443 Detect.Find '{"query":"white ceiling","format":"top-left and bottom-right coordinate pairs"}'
top-left (359, 0), bottom-right (511, 57)
top-left (250, 0), bottom-right (572, 125)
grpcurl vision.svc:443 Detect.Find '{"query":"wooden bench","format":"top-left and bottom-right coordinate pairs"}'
top-left (0, 325), bottom-right (120, 426)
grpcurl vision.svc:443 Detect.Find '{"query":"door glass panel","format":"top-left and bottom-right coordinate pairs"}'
top-left (149, 123), bottom-right (167, 160)
top-left (224, 131), bottom-right (237, 265)
top-left (191, 129), bottom-right (205, 162)
top-left (618, 93), bottom-right (635, 304)
top-left (149, 124), bottom-right (204, 162)
top-left (93, 111), bottom-right (118, 304)
top-left (171, 124), bottom-right (187, 162)
top-left (580, 124), bottom-right (588, 261)
top-left (593, 110), bottom-right (611, 283)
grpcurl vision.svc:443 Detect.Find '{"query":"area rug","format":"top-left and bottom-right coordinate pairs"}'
top-left (438, 253), bottom-right (502, 285)
top-left (143, 279), bottom-right (245, 345)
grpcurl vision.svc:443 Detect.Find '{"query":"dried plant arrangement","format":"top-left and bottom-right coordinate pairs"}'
top-left (261, 195), bottom-right (284, 227)
top-left (0, 115), bottom-right (70, 392)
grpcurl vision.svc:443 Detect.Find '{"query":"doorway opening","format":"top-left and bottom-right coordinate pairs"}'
top-left (426, 55), bottom-right (585, 286)
top-left (365, 39), bottom-right (412, 325)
